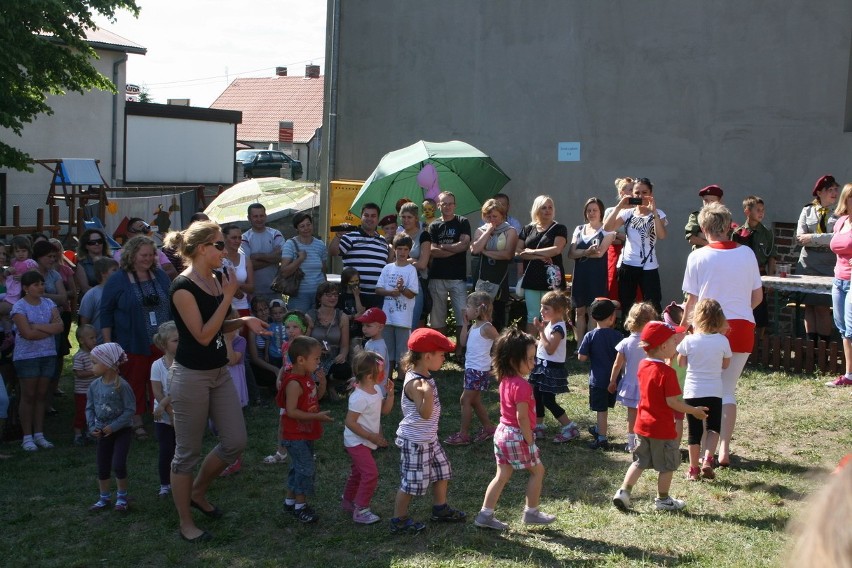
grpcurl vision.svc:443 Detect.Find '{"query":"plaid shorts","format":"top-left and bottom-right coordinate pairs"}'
top-left (395, 437), bottom-right (452, 496)
top-left (493, 423), bottom-right (541, 470)
top-left (463, 368), bottom-right (494, 391)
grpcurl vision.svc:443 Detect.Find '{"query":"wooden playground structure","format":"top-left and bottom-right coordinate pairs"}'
top-left (0, 159), bottom-right (215, 244)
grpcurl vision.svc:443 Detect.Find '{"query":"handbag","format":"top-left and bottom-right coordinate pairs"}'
top-left (516, 222), bottom-right (558, 296)
top-left (271, 239), bottom-right (304, 296)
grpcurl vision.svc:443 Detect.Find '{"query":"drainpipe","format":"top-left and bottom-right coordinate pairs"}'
top-left (111, 54), bottom-right (127, 186)
top-left (320, 0), bottom-right (340, 241)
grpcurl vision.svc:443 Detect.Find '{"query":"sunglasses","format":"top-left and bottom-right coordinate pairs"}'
top-left (208, 241), bottom-right (226, 251)
top-left (87, 239), bottom-right (104, 245)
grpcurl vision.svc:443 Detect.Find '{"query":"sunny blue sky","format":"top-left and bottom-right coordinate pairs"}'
top-left (94, 0), bottom-right (327, 107)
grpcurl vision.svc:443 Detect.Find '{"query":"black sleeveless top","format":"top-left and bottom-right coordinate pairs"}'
top-left (170, 274), bottom-right (227, 370)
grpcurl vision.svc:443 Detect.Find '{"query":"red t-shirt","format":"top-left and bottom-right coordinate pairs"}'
top-left (277, 372), bottom-right (322, 441)
top-left (499, 375), bottom-right (536, 429)
top-left (635, 359), bottom-right (681, 440)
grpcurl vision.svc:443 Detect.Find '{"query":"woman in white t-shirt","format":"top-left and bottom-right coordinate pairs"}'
top-left (221, 224), bottom-right (254, 315)
top-left (603, 177), bottom-right (668, 315)
top-left (681, 202), bottom-right (762, 468)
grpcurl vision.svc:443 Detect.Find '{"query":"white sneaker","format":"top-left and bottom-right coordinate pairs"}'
top-left (34, 437), bottom-right (54, 449)
top-left (654, 496), bottom-right (686, 511)
top-left (612, 489), bottom-right (631, 512)
top-left (474, 511), bottom-right (508, 530)
top-left (353, 508), bottom-right (381, 524)
top-left (522, 508), bottom-right (556, 525)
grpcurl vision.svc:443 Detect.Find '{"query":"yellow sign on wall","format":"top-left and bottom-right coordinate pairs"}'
top-left (328, 180), bottom-right (364, 239)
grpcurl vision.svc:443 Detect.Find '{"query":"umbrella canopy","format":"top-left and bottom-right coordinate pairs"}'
top-left (350, 140), bottom-right (510, 217)
top-left (204, 178), bottom-right (320, 224)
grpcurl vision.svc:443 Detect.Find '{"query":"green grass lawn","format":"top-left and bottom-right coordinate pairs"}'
top-left (0, 349), bottom-right (848, 567)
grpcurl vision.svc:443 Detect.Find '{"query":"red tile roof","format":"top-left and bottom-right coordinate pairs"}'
top-left (210, 76), bottom-right (324, 144)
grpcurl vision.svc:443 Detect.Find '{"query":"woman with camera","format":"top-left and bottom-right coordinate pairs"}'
top-left (603, 177), bottom-right (668, 316)
top-left (101, 236), bottom-right (172, 439)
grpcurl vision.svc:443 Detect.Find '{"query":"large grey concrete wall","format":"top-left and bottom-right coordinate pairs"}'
top-left (326, 1), bottom-right (852, 300)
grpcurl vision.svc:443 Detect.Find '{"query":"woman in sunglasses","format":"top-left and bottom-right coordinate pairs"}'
top-left (167, 221), bottom-right (268, 542)
top-left (75, 229), bottom-right (112, 296)
top-left (116, 218), bottom-right (177, 280)
top-left (101, 236), bottom-right (173, 440)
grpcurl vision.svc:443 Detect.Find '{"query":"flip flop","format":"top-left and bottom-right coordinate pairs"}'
top-left (180, 530), bottom-right (213, 543)
top-left (191, 499), bottom-right (224, 519)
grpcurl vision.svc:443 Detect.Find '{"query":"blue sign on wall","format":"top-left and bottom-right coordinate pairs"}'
top-left (558, 142), bottom-right (581, 162)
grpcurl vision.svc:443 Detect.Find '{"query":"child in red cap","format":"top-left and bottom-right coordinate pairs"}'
top-left (612, 322), bottom-right (708, 512)
top-left (390, 328), bottom-right (466, 533)
top-left (354, 308), bottom-right (390, 396)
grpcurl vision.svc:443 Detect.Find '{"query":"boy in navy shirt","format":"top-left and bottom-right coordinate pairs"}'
top-left (578, 298), bottom-right (623, 449)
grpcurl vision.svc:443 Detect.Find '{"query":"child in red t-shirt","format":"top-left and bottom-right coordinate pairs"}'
top-left (611, 322), bottom-right (708, 512)
top-left (276, 336), bottom-right (333, 524)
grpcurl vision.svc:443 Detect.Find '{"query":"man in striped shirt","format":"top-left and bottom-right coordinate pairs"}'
top-left (329, 203), bottom-right (392, 309)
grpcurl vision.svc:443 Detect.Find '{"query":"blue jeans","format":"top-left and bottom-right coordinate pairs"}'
top-left (282, 439), bottom-right (315, 496)
top-left (832, 278), bottom-right (852, 338)
top-left (286, 289), bottom-right (317, 312)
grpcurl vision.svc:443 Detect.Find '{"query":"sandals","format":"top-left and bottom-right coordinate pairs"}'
top-left (134, 427), bottom-right (149, 441)
top-left (473, 427), bottom-right (497, 443)
top-left (443, 432), bottom-right (471, 446)
top-left (430, 504), bottom-right (467, 522)
top-left (21, 440), bottom-right (38, 452)
top-left (262, 451), bottom-right (288, 464)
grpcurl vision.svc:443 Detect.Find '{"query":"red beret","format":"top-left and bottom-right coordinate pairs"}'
top-left (812, 175), bottom-right (837, 196)
top-left (379, 214), bottom-right (398, 227)
top-left (698, 185), bottom-right (723, 198)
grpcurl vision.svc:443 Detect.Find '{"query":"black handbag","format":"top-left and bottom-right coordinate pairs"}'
top-left (271, 239), bottom-right (305, 296)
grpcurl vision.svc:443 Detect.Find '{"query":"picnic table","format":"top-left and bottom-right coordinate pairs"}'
top-left (761, 274), bottom-right (833, 336)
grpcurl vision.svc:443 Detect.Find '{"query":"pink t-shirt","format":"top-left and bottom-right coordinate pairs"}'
top-left (831, 216), bottom-right (852, 281)
top-left (499, 375), bottom-right (535, 428)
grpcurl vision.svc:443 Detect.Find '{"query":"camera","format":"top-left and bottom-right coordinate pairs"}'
top-left (628, 197), bottom-right (643, 205)
top-left (141, 293), bottom-right (160, 307)
top-left (331, 223), bottom-right (356, 233)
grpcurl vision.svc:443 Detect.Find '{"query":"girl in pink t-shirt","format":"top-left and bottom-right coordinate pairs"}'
top-left (474, 328), bottom-right (556, 530)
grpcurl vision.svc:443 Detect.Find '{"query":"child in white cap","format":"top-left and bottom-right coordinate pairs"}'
top-left (85, 342), bottom-right (135, 512)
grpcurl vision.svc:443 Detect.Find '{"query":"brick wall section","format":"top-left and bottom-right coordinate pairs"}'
top-left (773, 221), bottom-right (799, 266)
top-left (771, 221), bottom-right (800, 336)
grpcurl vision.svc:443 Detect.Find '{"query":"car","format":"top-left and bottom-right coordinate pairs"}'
top-left (236, 149), bottom-right (303, 180)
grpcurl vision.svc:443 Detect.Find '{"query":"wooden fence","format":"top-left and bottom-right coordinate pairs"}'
top-left (748, 335), bottom-right (845, 374)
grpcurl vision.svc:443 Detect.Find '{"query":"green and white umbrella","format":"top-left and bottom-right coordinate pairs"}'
top-left (204, 178), bottom-right (320, 224)
top-left (350, 140), bottom-right (510, 217)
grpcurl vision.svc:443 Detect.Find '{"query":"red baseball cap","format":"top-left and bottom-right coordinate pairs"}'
top-left (407, 328), bottom-right (456, 353)
top-left (640, 321), bottom-right (686, 351)
top-left (379, 214), bottom-right (398, 227)
top-left (355, 308), bottom-right (387, 325)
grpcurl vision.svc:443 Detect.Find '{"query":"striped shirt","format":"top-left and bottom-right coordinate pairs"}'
top-left (338, 229), bottom-right (389, 294)
top-left (281, 237), bottom-right (328, 292)
top-left (396, 371), bottom-right (441, 443)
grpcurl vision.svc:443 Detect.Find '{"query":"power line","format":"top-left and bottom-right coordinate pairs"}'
top-left (140, 56), bottom-right (324, 87)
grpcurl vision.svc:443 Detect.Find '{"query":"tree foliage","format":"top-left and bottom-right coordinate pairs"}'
top-left (0, 1), bottom-right (140, 171)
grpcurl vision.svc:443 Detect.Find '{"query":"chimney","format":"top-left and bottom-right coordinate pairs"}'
top-left (275, 66), bottom-right (288, 77)
top-left (305, 64), bottom-right (320, 78)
